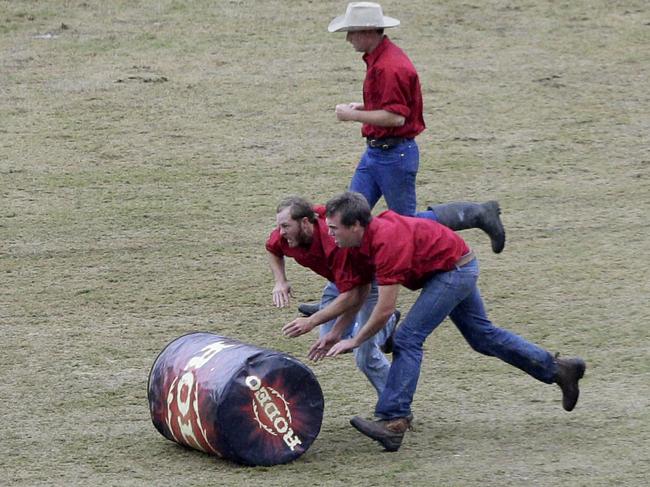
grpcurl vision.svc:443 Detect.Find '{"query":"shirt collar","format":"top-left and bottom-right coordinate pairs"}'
top-left (363, 35), bottom-right (390, 67)
top-left (357, 220), bottom-right (374, 257)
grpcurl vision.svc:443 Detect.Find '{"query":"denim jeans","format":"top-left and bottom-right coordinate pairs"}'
top-left (375, 259), bottom-right (558, 419)
top-left (319, 280), bottom-right (395, 397)
top-left (314, 207), bottom-right (437, 396)
top-left (349, 140), bottom-right (419, 216)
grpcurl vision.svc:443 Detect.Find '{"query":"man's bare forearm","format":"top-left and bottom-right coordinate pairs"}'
top-left (352, 284), bottom-right (399, 345)
top-left (267, 252), bottom-right (288, 284)
top-left (308, 285), bottom-right (365, 327)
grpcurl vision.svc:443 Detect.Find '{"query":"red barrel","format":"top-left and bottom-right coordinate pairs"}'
top-left (148, 332), bottom-right (324, 466)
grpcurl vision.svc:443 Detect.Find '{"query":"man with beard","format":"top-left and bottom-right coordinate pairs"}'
top-left (267, 195), bottom-right (395, 396)
top-left (267, 195), bottom-right (506, 397)
top-left (298, 2), bottom-right (506, 318)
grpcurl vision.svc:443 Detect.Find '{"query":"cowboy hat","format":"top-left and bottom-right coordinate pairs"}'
top-left (328, 2), bottom-right (400, 33)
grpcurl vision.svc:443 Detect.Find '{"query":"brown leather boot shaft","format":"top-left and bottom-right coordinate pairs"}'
top-left (386, 417), bottom-right (411, 433)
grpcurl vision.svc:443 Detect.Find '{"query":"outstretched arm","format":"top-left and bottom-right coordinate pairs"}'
top-left (327, 284), bottom-right (399, 357)
top-left (267, 251), bottom-right (293, 308)
top-left (307, 304), bottom-right (360, 361)
top-left (282, 284), bottom-right (369, 338)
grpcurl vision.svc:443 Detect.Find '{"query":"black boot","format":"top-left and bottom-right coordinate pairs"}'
top-left (298, 302), bottom-right (320, 317)
top-left (554, 353), bottom-right (586, 411)
top-left (428, 201), bottom-right (506, 253)
top-left (380, 310), bottom-right (401, 354)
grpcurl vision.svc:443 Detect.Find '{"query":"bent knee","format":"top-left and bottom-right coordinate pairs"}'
top-left (466, 341), bottom-right (492, 356)
top-left (394, 326), bottom-right (426, 350)
top-left (463, 329), bottom-right (501, 356)
top-left (354, 346), bottom-right (388, 372)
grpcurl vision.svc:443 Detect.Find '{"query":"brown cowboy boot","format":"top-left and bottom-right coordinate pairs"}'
top-left (554, 353), bottom-right (586, 411)
top-left (350, 415), bottom-right (412, 452)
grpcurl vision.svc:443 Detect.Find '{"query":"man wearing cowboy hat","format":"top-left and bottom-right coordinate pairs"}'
top-left (328, 2), bottom-right (425, 217)
top-left (295, 3), bottom-right (428, 320)
top-left (297, 3), bottom-right (506, 336)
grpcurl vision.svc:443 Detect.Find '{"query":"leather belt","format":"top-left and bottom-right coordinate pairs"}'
top-left (366, 137), bottom-right (407, 149)
top-left (454, 249), bottom-right (475, 269)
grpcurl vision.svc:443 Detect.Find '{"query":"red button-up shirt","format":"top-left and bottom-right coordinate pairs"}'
top-left (361, 36), bottom-right (425, 139)
top-left (266, 206), bottom-right (374, 293)
top-left (357, 211), bottom-right (469, 290)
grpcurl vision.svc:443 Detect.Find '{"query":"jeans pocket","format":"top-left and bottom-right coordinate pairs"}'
top-left (436, 269), bottom-right (457, 289)
top-left (399, 143), bottom-right (419, 173)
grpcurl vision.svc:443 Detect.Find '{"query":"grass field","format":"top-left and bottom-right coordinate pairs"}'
top-left (2, 0), bottom-right (649, 485)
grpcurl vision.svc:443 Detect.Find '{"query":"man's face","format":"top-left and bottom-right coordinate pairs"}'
top-left (276, 207), bottom-right (312, 248)
top-left (326, 212), bottom-right (364, 248)
top-left (346, 30), bottom-right (374, 52)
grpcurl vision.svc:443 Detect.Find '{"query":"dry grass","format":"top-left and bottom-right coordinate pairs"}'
top-left (1, 0), bottom-right (649, 485)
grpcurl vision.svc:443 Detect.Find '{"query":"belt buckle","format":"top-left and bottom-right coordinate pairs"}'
top-left (368, 138), bottom-right (395, 149)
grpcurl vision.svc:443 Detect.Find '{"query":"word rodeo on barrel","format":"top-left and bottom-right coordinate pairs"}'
top-left (245, 375), bottom-right (303, 451)
top-left (149, 332), bottom-right (324, 466)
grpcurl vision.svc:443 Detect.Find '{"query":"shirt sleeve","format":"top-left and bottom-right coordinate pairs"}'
top-left (330, 248), bottom-right (371, 293)
top-left (370, 66), bottom-right (411, 118)
top-left (373, 239), bottom-right (412, 286)
top-left (265, 230), bottom-right (285, 257)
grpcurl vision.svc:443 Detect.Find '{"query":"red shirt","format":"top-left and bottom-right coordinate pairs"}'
top-left (266, 206), bottom-right (373, 292)
top-left (357, 211), bottom-right (470, 290)
top-left (362, 36), bottom-right (425, 139)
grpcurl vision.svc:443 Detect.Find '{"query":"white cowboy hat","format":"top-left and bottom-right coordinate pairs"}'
top-left (328, 2), bottom-right (400, 33)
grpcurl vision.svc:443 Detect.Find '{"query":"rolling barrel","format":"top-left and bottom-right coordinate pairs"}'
top-left (148, 332), bottom-right (324, 466)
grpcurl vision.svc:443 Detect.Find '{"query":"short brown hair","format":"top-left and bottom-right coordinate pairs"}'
top-left (325, 192), bottom-right (372, 227)
top-left (276, 196), bottom-right (317, 224)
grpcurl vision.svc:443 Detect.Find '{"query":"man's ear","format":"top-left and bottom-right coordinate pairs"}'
top-left (300, 217), bottom-right (312, 231)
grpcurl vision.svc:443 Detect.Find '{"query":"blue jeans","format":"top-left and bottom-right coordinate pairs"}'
top-left (349, 140), bottom-right (419, 216)
top-left (319, 281), bottom-right (395, 397)
top-left (375, 259), bottom-right (558, 419)
top-left (314, 209), bottom-right (438, 396)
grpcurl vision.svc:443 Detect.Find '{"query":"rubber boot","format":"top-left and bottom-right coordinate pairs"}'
top-left (428, 201), bottom-right (506, 253)
top-left (380, 310), bottom-right (401, 354)
top-left (298, 302), bottom-right (320, 317)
